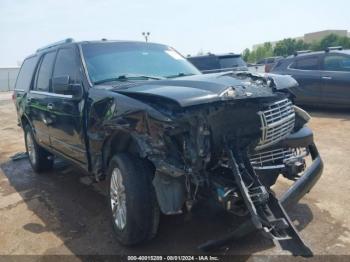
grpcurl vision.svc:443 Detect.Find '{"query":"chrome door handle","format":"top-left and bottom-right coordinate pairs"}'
top-left (47, 103), bottom-right (54, 110)
top-left (322, 76), bottom-right (332, 80)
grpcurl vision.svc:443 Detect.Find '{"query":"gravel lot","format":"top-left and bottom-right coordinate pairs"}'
top-left (0, 91), bottom-right (350, 259)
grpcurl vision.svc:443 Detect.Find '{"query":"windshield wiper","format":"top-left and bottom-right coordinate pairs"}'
top-left (94, 74), bottom-right (164, 85)
top-left (166, 73), bottom-right (196, 78)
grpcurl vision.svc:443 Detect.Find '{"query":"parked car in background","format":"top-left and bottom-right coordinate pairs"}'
top-left (256, 56), bottom-right (283, 72)
top-left (270, 47), bottom-right (350, 107)
top-left (187, 53), bottom-right (248, 73)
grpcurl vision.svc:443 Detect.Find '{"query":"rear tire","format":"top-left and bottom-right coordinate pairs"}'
top-left (24, 125), bottom-right (53, 173)
top-left (107, 153), bottom-right (160, 245)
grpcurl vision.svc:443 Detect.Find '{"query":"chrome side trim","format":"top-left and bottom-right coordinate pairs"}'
top-left (78, 44), bottom-right (93, 87)
top-left (50, 136), bottom-right (86, 153)
top-left (29, 90), bottom-right (72, 99)
top-left (287, 63), bottom-right (320, 72)
top-left (15, 89), bottom-right (25, 92)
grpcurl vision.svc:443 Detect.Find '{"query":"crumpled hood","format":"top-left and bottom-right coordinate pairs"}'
top-left (113, 72), bottom-right (289, 107)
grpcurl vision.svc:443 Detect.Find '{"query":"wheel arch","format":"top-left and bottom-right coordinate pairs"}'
top-left (20, 114), bottom-right (32, 130)
top-left (101, 130), bottom-right (155, 173)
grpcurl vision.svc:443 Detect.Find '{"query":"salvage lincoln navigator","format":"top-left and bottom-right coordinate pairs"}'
top-left (14, 39), bottom-right (323, 255)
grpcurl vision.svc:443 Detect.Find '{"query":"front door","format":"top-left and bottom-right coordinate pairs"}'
top-left (322, 53), bottom-right (350, 106)
top-left (288, 55), bottom-right (323, 105)
top-left (47, 47), bottom-right (87, 164)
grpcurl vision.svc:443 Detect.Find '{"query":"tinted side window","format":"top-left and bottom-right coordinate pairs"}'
top-left (35, 52), bottom-right (56, 91)
top-left (53, 48), bottom-right (80, 83)
top-left (15, 56), bottom-right (39, 91)
top-left (266, 58), bottom-right (275, 63)
top-left (188, 56), bottom-right (220, 71)
top-left (290, 56), bottom-right (320, 70)
top-left (324, 54), bottom-right (350, 72)
top-left (218, 56), bottom-right (246, 69)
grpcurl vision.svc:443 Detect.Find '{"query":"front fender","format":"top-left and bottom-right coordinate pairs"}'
top-left (86, 89), bottom-right (174, 179)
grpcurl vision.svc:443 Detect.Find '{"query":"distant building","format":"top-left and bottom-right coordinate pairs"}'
top-left (252, 29), bottom-right (349, 50)
top-left (0, 67), bottom-right (20, 91)
top-left (304, 30), bottom-right (348, 43)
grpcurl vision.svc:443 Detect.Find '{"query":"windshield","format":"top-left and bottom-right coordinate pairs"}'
top-left (218, 56), bottom-right (247, 69)
top-left (81, 42), bottom-right (200, 84)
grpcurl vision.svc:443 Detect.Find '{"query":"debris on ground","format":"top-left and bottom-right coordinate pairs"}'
top-left (10, 152), bottom-right (28, 161)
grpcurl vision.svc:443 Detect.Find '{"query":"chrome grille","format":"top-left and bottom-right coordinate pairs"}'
top-left (249, 147), bottom-right (308, 168)
top-left (256, 99), bottom-right (295, 150)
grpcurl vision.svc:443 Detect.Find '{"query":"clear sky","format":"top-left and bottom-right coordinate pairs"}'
top-left (0, 0), bottom-right (349, 66)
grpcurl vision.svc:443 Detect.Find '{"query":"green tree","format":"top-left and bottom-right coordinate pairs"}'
top-left (317, 34), bottom-right (350, 50)
top-left (242, 42), bottom-right (273, 63)
top-left (273, 38), bottom-right (306, 56)
top-left (242, 33), bottom-right (350, 63)
top-left (242, 48), bottom-right (250, 62)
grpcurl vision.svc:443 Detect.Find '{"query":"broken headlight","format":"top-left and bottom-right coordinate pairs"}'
top-left (294, 105), bottom-right (311, 123)
top-left (293, 105), bottom-right (311, 130)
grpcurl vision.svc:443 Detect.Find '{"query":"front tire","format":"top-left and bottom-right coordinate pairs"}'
top-left (24, 125), bottom-right (53, 173)
top-left (107, 153), bottom-right (160, 245)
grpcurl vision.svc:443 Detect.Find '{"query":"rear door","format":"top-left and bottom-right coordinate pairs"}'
top-left (14, 55), bottom-right (39, 124)
top-left (321, 53), bottom-right (350, 106)
top-left (26, 51), bottom-right (56, 146)
top-left (47, 47), bottom-right (87, 164)
top-left (287, 55), bottom-right (323, 105)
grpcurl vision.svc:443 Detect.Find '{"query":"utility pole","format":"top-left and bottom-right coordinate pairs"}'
top-left (142, 32), bottom-right (150, 42)
top-left (7, 71), bottom-right (10, 91)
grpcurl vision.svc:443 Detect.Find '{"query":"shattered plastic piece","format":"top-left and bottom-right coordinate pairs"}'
top-left (10, 152), bottom-right (28, 161)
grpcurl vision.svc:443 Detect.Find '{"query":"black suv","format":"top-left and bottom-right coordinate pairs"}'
top-left (14, 39), bottom-right (322, 254)
top-left (270, 47), bottom-right (350, 107)
top-left (187, 53), bottom-right (248, 73)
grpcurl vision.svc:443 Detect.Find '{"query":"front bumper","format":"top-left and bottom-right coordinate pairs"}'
top-left (280, 142), bottom-right (323, 208)
top-left (252, 126), bottom-right (324, 208)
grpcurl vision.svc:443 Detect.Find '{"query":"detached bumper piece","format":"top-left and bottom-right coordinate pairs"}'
top-left (199, 147), bottom-right (313, 256)
top-left (251, 126), bottom-right (323, 208)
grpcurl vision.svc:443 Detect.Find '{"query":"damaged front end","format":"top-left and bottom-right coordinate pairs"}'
top-left (103, 72), bottom-right (323, 255)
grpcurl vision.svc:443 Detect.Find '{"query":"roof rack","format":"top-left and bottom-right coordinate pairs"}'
top-left (325, 46), bottom-right (343, 52)
top-left (294, 50), bottom-right (312, 56)
top-left (36, 38), bottom-right (74, 53)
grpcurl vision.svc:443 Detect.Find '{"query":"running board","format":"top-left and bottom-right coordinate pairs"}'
top-left (199, 148), bottom-right (313, 257)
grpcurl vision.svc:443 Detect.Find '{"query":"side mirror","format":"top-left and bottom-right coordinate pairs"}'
top-left (52, 76), bottom-right (82, 98)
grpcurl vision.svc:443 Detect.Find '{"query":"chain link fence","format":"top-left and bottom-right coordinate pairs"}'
top-left (0, 68), bottom-right (20, 91)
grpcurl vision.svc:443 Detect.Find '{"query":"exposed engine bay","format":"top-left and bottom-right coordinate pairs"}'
top-left (92, 72), bottom-right (323, 255)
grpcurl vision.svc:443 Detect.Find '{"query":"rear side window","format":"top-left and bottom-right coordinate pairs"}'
top-left (290, 56), bottom-right (320, 70)
top-left (34, 52), bottom-right (56, 91)
top-left (15, 56), bottom-right (39, 91)
top-left (256, 59), bottom-right (266, 65)
top-left (266, 58), bottom-right (275, 63)
top-left (218, 56), bottom-right (246, 69)
top-left (324, 54), bottom-right (350, 72)
top-left (188, 56), bottom-right (220, 71)
top-left (53, 48), bottom-right (80, 83)
top-left (270, 59), bottom-right (287, 71)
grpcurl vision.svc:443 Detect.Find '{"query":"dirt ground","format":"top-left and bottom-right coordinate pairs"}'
top-left (0, 91), bottom-right (350, 259)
